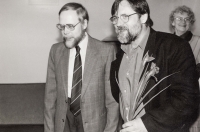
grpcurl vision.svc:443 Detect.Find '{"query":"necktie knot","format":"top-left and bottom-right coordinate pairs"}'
top-left (75, 46), bottom-right (80, 54)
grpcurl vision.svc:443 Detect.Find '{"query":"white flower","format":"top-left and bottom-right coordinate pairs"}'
top-left (146, 62), bottom-right (159, 82)
top-left (142, 51), bottom-right (155, 66)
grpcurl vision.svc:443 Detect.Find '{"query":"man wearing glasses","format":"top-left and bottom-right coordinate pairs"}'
top-left (44, 2), bottom-right (119, 132)
top-left (109, 0), bottom-right (199, 132)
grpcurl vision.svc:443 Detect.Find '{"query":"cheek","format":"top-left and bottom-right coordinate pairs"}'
top-left (172, 21), bottom-right (175, 26)
top-left (186, 23), bottom-right (190, 29)
top-left (130, 23), bottom-right (140, 32)
top-left (174, 22), bottom-right (180, 28)
top-left (114, 24), bottom-right (120, 30)
top-left (73, 26), bottom-right (83, 36)
top-left (61, 30), bottom-right (65, 35)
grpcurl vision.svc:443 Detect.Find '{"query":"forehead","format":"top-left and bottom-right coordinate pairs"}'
top-left (117, 0), bottom-right (135, 15)
top-left (174, 12), bottom-right (189, 18)
top-left (59, 10), bottom-right (79, 24)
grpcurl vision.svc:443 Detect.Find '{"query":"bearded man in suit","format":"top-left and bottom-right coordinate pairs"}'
top-left (44, 2), bottom-right (119, 132)
top-left (109, 0), bottom-right (199, 132)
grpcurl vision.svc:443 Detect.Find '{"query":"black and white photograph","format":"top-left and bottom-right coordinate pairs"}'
top-left (0, 0), bottom-right (200, 132)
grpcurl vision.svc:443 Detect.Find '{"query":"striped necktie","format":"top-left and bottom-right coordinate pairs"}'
top-left (70, 46), bottom-right (82, 116)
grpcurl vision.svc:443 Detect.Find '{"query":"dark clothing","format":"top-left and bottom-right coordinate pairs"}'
top-left (177, 31), bottom-right (200, 77)
top-left (110, 28), bottom-right (200, 132)
top-left (179, 31), bottom-right (193, 42)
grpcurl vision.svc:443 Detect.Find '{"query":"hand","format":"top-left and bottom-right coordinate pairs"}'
top-left (120, 118), bottom-right (147, 132)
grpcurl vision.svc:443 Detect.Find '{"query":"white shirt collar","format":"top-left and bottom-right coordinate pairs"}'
top-left (78, 32), bottom-right (88, 55)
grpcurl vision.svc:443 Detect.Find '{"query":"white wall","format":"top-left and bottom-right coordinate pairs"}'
top-left (0, 0), bottom-right (200, 83)
top-left (0, 0), bottom-right (60, 83)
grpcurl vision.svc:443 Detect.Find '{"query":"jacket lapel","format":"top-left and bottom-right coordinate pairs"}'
top-left (110, 49), bottom-right (124, 103)
top-left (139, 28), bottom-right (157, 82)
top-left (81, 36), bottom-right (98, 99)
top-left (115, 49), bottom-right (124, 81)
top-left (60, 45), bottom-right (70, 100)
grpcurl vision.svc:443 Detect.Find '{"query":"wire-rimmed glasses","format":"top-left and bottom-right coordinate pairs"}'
top-left (56, 22), bottom-right (80, 31)
top-left (110, 13), bottom-right (138, 25)
top-left (174, 17), bottom-right (191, 23)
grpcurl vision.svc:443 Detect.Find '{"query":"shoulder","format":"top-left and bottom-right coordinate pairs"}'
top-left (152, 31), bottom-right (196, 66)
top-left (48, 42), bottom-right (67, 63)
top-left (191, 35), bottom-right (200, 42)
top-left (147, 29), bottom-right (194, 64)
top-left (155, 31), bottom-right (191, 52)
top-left (156, 31), bottom-right (186, 45)
top-left (90, 36), bottom-right (115, 48)
top-left (88, 35), bottom-right (117, 53)
top-left (49, 42), bottom-right (66, 54)
top-left (192, 34), bottom-right (200, 38)
top-left (50, 42), bottom-right (65, 51)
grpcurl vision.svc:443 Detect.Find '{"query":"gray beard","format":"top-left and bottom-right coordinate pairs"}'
top-left (117, 29), bottom-right (137, 45)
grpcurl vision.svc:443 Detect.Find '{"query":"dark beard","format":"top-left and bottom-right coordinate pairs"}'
top-left (63, 31), bottom-right (85, 49)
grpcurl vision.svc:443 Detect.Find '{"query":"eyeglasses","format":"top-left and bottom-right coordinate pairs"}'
top-left (110, 13), bottom-right (138, 25)
top-left (56, 22), bottom-right (80, 31)
top-left (174, 17), bottom-right (191, 23)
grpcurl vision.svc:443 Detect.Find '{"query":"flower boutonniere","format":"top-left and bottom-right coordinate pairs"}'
top-left (142, 51), bottom-right (155, 66)
top-left (146, 62), bottom-right (159, 82)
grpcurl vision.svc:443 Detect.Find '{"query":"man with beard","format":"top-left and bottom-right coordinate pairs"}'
top-left (109, 0), bottom-right (199, 132)
top-left (44, 2), bottom-right (119, 132)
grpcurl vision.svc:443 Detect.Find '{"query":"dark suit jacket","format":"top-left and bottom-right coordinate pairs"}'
top-left (44, 35), bottom-right (119, 132)
top-left (110, 29), bottom-right (199, 132)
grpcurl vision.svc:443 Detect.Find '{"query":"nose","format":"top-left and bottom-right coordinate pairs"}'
top-left (179, 18), bottom-right (187, 24)
top-left (115, 17), bottom-right (124, 27)
top-left (63, 27), bottom-right (70, 35)
top-left (182, 19), bottom-right (186, 24)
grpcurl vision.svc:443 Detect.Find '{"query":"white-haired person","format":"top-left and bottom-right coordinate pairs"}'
top-left (170, 5), bottom-right (200, 132)
top-left (170, 5), bottom-right (200, 76)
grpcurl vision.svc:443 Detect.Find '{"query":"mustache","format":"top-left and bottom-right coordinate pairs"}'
top-left (64, 36), bottom-right (73, 39)
top-left (63, 36), bottom-right (73, 41)
top-left (116, 26), bottom-right (128, 31)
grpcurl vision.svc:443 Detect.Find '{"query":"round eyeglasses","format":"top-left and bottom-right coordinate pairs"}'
top-left (174, 17), bottom-right (191, 23)
top-left (110, 13), bottom-right (138, 25)
top-left (56, 22), bottom-right (80, 31)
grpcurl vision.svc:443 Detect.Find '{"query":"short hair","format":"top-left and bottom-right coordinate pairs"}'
top-left (169, 5), bottom-right (195, 29)
top-left (59, 2), bottom-right (89, 23)
top-left (111, 0), bottom-right (153, 27)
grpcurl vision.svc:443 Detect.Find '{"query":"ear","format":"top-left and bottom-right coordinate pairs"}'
top-left (82, 19), bottom-right (88, 30)
top-left (140, 13), bottom-right (148, 24)
top-left (172, 21), bottom-right (175, 26)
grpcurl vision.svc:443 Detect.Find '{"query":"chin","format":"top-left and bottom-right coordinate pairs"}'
top-left (118, 34), bottom-right (134, 45)
top-left (65, 41), bottom-right (76, 49)
top-left (117, 32), bottom-right (128, 43)
top-left (118, 38), bottom-right (128, 44)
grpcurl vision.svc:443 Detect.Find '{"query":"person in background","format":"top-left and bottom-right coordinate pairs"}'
top-left (109, 0), bottom-right (199, 131)
top-left (44, 2), bottom-right (119, 132)
top-left (170, 6), bottom-right (200, 132)
top-left (169, 5), bottom-right (200, 77)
